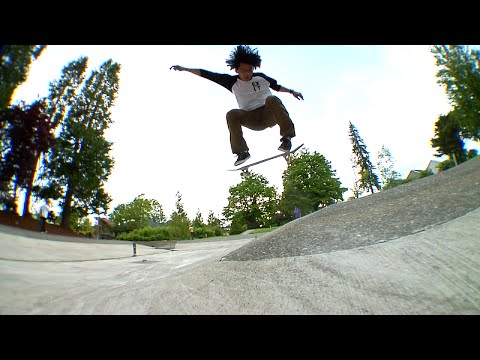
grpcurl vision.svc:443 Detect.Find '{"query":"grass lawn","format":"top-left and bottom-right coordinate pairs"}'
top-left (250, 226), bottom-right (278, 234)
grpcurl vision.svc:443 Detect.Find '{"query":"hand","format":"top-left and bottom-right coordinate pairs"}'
top-left (170, 65), bottom-right (184, 71)
top-left (292, 90), bottom-right (304, 101)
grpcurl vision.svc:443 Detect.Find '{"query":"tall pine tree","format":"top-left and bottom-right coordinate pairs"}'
top-left (348, 121), bottom-right (381, 196)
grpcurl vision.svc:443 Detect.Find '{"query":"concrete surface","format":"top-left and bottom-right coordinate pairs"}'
top-left (0, 157), bottom-right (479, 314)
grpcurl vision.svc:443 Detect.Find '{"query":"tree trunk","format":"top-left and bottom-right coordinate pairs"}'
top-left (452, 152), bottom-right (459, 166)
top-left (60, 185), bottom-right (73, 229)
top-left (22, 157), bottom-right (38, 217)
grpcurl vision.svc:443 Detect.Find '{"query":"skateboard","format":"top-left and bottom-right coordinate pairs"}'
top-left (228, 143), bottom-right (304, 173)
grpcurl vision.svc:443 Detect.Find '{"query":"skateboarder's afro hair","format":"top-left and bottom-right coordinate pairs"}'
top-left (226, 45), bottom-right (262, 70)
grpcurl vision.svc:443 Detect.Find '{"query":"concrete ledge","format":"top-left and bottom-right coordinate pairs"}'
top-left (134, 240), bottom-right (176, 250)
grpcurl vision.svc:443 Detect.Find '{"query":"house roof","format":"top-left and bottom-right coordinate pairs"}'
top-left (98, 217), bottom-right (114, 227)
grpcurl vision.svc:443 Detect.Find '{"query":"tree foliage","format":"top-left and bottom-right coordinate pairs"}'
top-left (431, 45), bottom-right (480, 140)
top-left (69, 211), bottom-right (94, 236)
top-left (348, 121), bottom-right (381, 195)
top-left (0, 100), bottom-right (54, 212)
top-left (168, 191), bottom-right (190, 238)
top-left (376, 145), bottom-right (401, 188)
top-left (22, 57), bottom-right (89, 216)
top-left (109, 194), bottom-right (165, 234)
top-left (431, 112), bottom-right (467, 165)
top-left (192, 208), bottom-right (205, 228)
top-left (223, 171), bottom-right (278, 230)
top-left (207, 210), bottom-right (222, 228)
top-left (191, 208), bottom-right (224, 238)
top-left (39, 59), bottom-right (120, 228)
top-left (150, 198), bottom-right (166, 224)
top-left (281, 148), bottom-right (346, 217)
top-left (0, 45), bottom-right (46, 109)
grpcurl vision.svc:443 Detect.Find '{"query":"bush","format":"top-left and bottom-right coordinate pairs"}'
top-left (229, 219), bottom-right (247, 235)
top-left (115, 223), bottom-right (228, 241)
top-left (116, 226), bottom-right (170, 241)
top-left (194, 226), bottom-right (216, 238)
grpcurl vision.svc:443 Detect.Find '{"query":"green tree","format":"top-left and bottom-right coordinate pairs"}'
top-left (207, 210), bottom-right (222, 228)
top-left (376, 145), bottom-right (401, 188)
top-left (22, 57), bottom-right (88, 216)
top-left (348, 121), bottom-right (381, 195)
top-left (109, 194), bottom-right (161, 234)
top-left (69, 211), bottom-right (94, 236)
top-left (206, 210), bottom-right (224, 236)
top-left (431, 45), bottom-right (480, 140)
top-left (168, 191), bottom-right (190, 239)
top-left (40, 59), bottom-right (120, 228)
top-left (0, 45), bottom-right (46, 109)
top-left (150, 198), bottom-right (166, 224)
top-left (192, 208), bottom-right (205, 228)
top-left (223, 171), bottom-right (278, 230)
top-left (431, 112), bottom-right (467, 165)
top-left (280, 148), bottom-right (346, 217)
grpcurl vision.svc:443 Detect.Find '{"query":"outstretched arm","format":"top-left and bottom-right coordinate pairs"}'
top-left (279, 86), bottom-right (304, 101)
top-left (170, 65), bottom-right (202, 77)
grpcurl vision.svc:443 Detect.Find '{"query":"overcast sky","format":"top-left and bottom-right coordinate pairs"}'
top-left (12, 45), bottom-right (480, 221)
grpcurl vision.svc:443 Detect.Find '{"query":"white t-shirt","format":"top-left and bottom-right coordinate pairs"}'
top-left (200, 70), bottom-right (282, 111)
top-left (231, 75), bottom-right (274, 111)
top-left (40, 204), bottom-right (50, 218)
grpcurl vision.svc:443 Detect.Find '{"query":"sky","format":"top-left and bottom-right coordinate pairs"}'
top-left (11, 45), bottom-right (480, 221)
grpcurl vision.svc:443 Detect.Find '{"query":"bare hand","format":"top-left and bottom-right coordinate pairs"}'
top-left (170, 65), bottom-right (184, 71)
top-left (292, 90), bottom-right (304, 101)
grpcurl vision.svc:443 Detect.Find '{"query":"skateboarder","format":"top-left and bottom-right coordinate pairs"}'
top-left (170, 45), bottom-right (304, 166)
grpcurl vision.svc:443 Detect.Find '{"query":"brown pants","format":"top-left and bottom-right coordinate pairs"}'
top-left (226, 95), bottom-right (296, 154)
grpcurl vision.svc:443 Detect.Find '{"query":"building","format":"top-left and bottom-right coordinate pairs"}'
top-left (96, 217), bottom-right (115, 239)
top-left (406, 160), bottom-right (441, 180)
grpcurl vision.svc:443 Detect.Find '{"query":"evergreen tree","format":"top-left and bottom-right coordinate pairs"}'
top-left (348, 121), bottom-right (381, 195)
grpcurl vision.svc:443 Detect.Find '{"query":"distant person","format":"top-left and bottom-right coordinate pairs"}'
top-left (170, 45), bottom-right (304, 166)
top-left (39, 200), bottom-right (51, 233)
top-left (294, 207), bottom-right (301, 219)
top-left (188, 225), bottom-right (194, 239)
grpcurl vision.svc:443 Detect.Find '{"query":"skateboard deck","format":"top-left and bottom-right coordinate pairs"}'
top-left (228, 143), bottom-right (304, 172)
